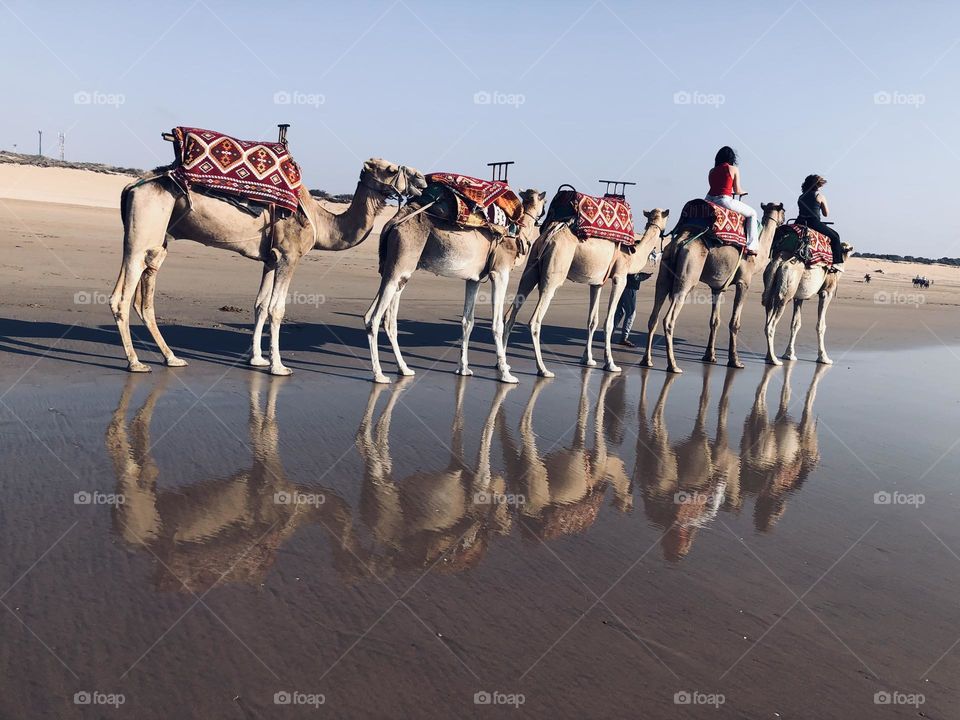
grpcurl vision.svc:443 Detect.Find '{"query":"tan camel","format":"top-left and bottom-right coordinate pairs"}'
top-left (106, 373), bottom-right (356, 591)
top-left (740, 363), bottom-right (826, 531)
top-left (761, 241), bottom-right (854, 365)
top-left (498, 369), bottom-right (631, 539)
top-left (364, 189), bottom-right (546, 384)
top-left (353, 377), bottom-right (515, 575)
top-left (504, 209), bottom-right (670, 377)
top-left (110, 158), bottom-right (426, 376)
top-left (641, 202), bottom-right (786, 373)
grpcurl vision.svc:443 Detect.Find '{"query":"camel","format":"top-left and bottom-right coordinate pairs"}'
top-left (354, 377), bottom-right (515, 575)
top-left (641, 202), bottom-right (786, 373)
top-left (761, 241), bottom-right (855, 365)
top-left (740, 362), bottom-right (826, 531)
top-left (364, 189), bottom-right (546, 384)
top-left (498, 369), bottom-right (632, 540)
top-left (106, 373), bottom-right (356, 591)
top-left (110, 158), bottom-right (426, 375)
top-left (504, 209), bottom-right (671, 377)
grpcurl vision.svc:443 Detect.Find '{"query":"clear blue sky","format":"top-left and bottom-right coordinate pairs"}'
top-left (1, 0), bottom-right (956, 255)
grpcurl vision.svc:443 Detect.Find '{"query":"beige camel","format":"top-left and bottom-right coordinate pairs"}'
top-left (641, 203), bottom-right (786, 373)
top-left (761, 242), bottom-right (854, 365)
top-left (354, 377), bottom-right (515, 575)
top-left (364, 189), bottom-right (546, 384)
top-left (106, 373), bottom-right (356, 591)
top-left (110, 158), bottom-right (426, 375)
top-left (504, 209), bottom-right (670, 377)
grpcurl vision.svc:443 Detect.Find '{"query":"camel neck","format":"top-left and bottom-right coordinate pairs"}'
top-left (312, 185), bottom-right (386, 251)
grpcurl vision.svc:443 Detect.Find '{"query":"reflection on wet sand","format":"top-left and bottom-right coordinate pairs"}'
top-left (106, 374), bottom-right (354, 591)
top-left (105, 363), bottom-right (830, 589)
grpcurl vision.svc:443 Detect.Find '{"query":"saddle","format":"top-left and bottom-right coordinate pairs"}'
top-left (675, 199), bottom-right (751, 254)
top-left (169, 126), bottom-right (304, 214)
top-left (774, 223), bottom-right (834, 267)
top-left (545, 186), bottom-right (636, 246)
top-left (417, 172), bottom-right (523, 235)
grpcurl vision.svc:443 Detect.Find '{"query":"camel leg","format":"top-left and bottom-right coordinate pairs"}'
top-left (456, 279), bottom-right (480, 377)
top-left (133, 247), bottom-right (188, 368)
top-left (783, 299), bottom-right (803, 361)
top-left (703, 290), bottom-right (722, 363)
top-left (641, 265), bottom-right (671, 368)
top-left (489, 270), bottom-right (519, 384)
top-left (662, 284), bottom-right (694, 374)
top-left (602, 277), bottom-right (625, 373)
top-left (249, 264), bottom-right (275, 367)
top-left (504, 257), bottom-right (539, 345)
top-left (384, 288), bottom-right (414, 376)
top-left (582, 284), bottom-right (602, 367)
top-left (265, 254), bottom-right (301, 376)
top-left (764, 297), bottom-right (789, 367)
top-left (727, 282), bottom-right (748, 369)
top-left (528, 279), bottom-right (561, 379)
top-left (816, 290), bottom-right (835, 364)
top-left (366, 276), bottom-right (406, 384)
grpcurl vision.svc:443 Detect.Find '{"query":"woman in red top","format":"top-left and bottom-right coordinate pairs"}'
top-left (705, 146), bottom-right (759, 252)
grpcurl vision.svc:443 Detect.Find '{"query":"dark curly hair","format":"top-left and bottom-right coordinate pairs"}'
top-left (801, 174), bottom-right (827, 193)
top-left (715, 146), bottom-right (737, 166)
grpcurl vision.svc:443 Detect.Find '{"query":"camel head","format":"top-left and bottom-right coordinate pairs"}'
top-left (512, 189), bottom-right (548, 262)
top-left (760, 202), bottom-right (786, 226)
top-left (642, 208), bottom-right (670, 234)
top-left (360, 158), bottom-right (427, 200)
top-left (837, 242), bottom-right (855, 263)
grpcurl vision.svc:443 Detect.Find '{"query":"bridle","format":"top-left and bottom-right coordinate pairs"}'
top-left (359, 166), bottom-right (414, 201)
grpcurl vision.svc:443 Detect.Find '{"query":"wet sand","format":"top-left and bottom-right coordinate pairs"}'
top-left (2, 190), bottom-right (960, 719)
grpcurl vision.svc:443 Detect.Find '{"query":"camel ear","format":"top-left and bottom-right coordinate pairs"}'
top-left (643, 210), bottom-right (652, 219)
top-left (776, 203), bottom-right (784, 211)
top-left (538, 191), bottom-right (546, 201)
top-left (761, 202), bottom-right (771, 212)
top-left (662, 209), bottom-right (670, 218)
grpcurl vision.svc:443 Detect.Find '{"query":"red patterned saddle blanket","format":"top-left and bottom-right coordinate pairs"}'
top-left (170, 127), bottom-right (304, 213)
top-left (547, 188), bottom-right (635, 245)
top-left (425, 172), bottom-right (523, 226)
top-left (677, 199), bottom-right (749, 252)
top-left (776, 223), bottom-right (833, 266)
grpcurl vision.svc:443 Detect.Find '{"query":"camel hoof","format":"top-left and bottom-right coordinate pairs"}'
top-left (270, 365), bottom-right (293, 377)
top-left (640, 355), bottom-right (654, 368)
top-left (667, 365), bottom-right (684, 375)
top-left (702, 353), bottom-right (717, 364)
top-left (728, 359), bottom-right (745, 369)
top-left (782, 353), bottom-right (797, 362)
top-left (499, 373), bottom-right (520, 385)
top-left (166, 357), bottom-right (188, 368)
top-left (538, 369), bottom-right (556, 379)
top-left (454, 367), bottom-right (473, 377)
top-left (582, 359), bottom-right (598, 368)
top-left (373, 374), bottom-right (392, 385)
top-left (249, 356), bottom-right (270, 367)
top-left (604, 363), bottom-right (621, 374)
top-left (766, 357), bottom-right (784, 366)
top-left (817, 355), bottom-right (834, 365)
top-left (398, 366), bottom-right (416, 377)
top-left (128, 361), bottom-right (151, 374)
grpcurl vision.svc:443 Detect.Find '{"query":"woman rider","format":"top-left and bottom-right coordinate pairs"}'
top-left (798, 174), bottom-right (843, 272)
top-left (705, 146), bottom-right (759, 253)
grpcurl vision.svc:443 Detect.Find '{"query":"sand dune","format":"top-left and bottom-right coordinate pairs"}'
top-left (0, 164), bottom-right (135, 208)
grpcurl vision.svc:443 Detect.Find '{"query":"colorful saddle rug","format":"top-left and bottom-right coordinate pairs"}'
top-left (547, 188), bottom-right (635, 245)
top-left (774, 223), bottom-right (833, 267)
top-left (425, 173), bottom-right (523, 225)
top-left (676, 199), bottom-right (750, 252)
top-left (170, 127), bottom-right (304, 213)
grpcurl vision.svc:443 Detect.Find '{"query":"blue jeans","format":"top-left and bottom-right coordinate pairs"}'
top-left (615, 288), bottom-right (637, 341)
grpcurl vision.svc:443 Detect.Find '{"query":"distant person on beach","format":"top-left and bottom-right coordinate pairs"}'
top-left (798, 174), bottom-right (844, 273)
top-left (706, 146), bottom-right (760, 252)
top-left (615, 272), bottom-right (644, 347)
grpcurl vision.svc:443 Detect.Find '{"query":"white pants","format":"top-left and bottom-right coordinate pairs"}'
top-left (705, 194), bottom-right (760, 252)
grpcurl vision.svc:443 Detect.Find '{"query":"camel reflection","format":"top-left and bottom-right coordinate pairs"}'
top-left (106, 374), bottom-right (353, 592)
top-left (740, 362), bottom-right (827, 531)
top-left (353, 377), bottom-right (515, 576)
